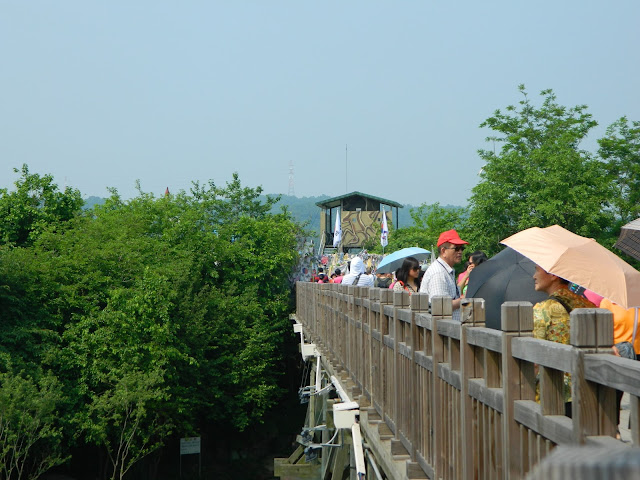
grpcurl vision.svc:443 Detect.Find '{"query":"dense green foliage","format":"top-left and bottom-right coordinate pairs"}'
top-left (598, 116), bottom-right (640, 228)
top-left (0, 165), bottom-right (84, 248)
top-left (467, 85), bottom-right (616, 255)
top-left (0, 368), bottom-right (67, 480)
top-left (0, 172), bottom-right (301, 479)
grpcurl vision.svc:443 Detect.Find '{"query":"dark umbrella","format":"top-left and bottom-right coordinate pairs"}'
top-left (465, 247), bottom-right (549, 330)
top-left (615, 217), bottom-right (640, 262)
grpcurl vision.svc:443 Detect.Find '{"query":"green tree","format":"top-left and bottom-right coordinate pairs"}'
top-left (0, 169), bottom-right (301, 476)
top-left (83, 369), bottom-right (169, 480)
top-left (468, 85), bottom-right (615, 254)
top-left (0, 165), bottom-right (83, 247)
top-left (60, 271), bottom-right (180, 478)
top-left (598, 116), bottom-right (640, 224)
top-left (0, 369), bottom-right (67, 480)
top-left (0, 171), bottom-right (301, 475)
top-left (0, 246), bottom-right (59, 373)
top-left (190, 172), bottom-right (280, 225)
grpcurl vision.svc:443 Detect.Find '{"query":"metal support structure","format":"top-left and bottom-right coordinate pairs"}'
top-left (352, 424), bottom-right (366, 479)
top-left (275, 321), bottom-right (369, 480)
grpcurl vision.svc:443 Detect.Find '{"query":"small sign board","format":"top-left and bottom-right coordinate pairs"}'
top-left (180, 437), bottom-right (201, 455)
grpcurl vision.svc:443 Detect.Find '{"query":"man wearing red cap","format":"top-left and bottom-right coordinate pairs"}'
top-left (419, 229), bottom-right (469, 321)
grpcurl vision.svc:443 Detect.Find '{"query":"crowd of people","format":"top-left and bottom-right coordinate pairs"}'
top-left (310, 226), bottom-right (639, 441)
top-left (310, 226), bottom-right (639, 431)
top-left (311, 228), bottom-right (639, 365)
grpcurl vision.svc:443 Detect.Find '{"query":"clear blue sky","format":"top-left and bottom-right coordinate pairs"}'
top-left (1, 1), bottom-right (638, 207)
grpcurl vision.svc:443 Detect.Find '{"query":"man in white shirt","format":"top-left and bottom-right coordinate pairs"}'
top-left (419, 229), bottom-right (469, 321)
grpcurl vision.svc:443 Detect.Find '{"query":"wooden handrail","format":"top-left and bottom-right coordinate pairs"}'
top-left (295, 282), bottom-right (640, 479)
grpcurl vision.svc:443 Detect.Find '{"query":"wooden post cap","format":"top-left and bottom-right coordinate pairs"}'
top-left (501, 301), bottom-right (534, 332)
top-left (393, 290), bottom-right (410, 308)
top-left (461, 298), bottom-right (486, 325)
top-left (431, 296), bottom-right (453, 316)
top-left (379, 289), bottom-right (393, 304)
top-left (411, 293), bottom-right (430, 312)
top-left (570, 308), bottom-right (613, 349)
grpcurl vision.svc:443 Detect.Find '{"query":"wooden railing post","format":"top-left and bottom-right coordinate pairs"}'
top-left (501, 301), bottom-right (534, 479)
top-left (338, 285), bottom-right (355, 372)
top-left (336, 283), bottom-right (348, 363)
top-left (393, 290), bottom-right (410, 440)
top-left (408, 293), bottom-right (429, 464)
top-left (373, 288), bottom-right (392, 422)
top-left (460, 298), bottom-right (486, 480)
top-left (355, 286), bottom-right (370, 394)
top-left (317, 283), bottom-right (328, 352)
top-left (570, 308), bottom-right (615, 443)
top-left (360, 287), bottom-right (378, 407)
top-left (431, 295), bottom-right (452, 478)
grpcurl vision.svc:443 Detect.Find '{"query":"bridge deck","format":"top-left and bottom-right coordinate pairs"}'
top-left (287, 282), bottom-right (640, 480)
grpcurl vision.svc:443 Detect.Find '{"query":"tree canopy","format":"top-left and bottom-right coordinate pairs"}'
top-left (598, 116), bottom-right (640, 226)
top-left (0, 165), bottom-right (84, 247)
top-left (467, 85), bottom-right (617, 255)
top-left (0, 171), bottom-right (301, 479)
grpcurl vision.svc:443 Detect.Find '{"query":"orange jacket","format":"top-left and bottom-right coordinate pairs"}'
top-left (600, 298), bottom-right (640, 354)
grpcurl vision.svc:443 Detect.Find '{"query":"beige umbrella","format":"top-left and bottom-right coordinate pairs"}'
top-left (501, 225), bottom-right (640, 309)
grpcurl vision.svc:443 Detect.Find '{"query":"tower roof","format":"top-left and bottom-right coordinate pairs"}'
top-left (315, 191), bottom-right (403, 209)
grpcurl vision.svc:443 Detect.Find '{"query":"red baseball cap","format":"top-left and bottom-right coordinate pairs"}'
top-left (437, 229), bottom-right (469, 247)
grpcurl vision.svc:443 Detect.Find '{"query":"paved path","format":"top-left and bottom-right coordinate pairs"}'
top-left (619, 392), bottom-right (632, 443)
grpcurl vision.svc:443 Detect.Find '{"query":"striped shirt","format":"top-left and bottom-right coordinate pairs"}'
top-left (419, 257), bottom-right (461, 321)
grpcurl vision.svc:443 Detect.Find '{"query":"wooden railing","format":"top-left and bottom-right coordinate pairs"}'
top-left (295, 282), bottom-right (640, 479)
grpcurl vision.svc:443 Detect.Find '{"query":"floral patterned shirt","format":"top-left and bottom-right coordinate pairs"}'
top-left (393, 280), bottom-right (418, 294)
top-left (533, 287), bottom-right (595, 402)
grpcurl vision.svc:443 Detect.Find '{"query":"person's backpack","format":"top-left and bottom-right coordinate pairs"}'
top-left (344, 273), bottom-right (362, 286)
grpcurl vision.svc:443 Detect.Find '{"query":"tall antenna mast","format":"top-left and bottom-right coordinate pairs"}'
top-left (345, 144), bottom-right (348, 193)
top-left (288, 160), bottom-right (295, 196)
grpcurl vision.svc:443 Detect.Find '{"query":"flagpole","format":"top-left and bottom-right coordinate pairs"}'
top-left (345, 144), bottom-right (348, 193)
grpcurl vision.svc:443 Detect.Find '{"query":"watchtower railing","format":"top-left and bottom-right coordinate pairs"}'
top-left (295, 282), bottom-right (640, 479)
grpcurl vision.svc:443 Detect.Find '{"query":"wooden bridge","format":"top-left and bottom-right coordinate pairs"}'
top-left (275, 282), bottom-right (640, 479)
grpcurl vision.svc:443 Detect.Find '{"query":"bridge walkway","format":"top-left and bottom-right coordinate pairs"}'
top-left (275, 282), bottom-right (640, 480)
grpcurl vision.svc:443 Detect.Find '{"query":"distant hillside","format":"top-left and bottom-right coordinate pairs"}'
top-left (82, 196), bottom-right (106, 209)
top-left (82, 193), bottom-right (458, 236)
top-left (265, 194), bottom-right (328, 235)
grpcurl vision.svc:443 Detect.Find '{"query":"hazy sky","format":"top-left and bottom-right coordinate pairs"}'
top-left (1, 1), bottom-right (639, 207)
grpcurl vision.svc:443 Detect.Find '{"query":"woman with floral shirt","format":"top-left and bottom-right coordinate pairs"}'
top-left (532, 265), bottom-right (595, 416)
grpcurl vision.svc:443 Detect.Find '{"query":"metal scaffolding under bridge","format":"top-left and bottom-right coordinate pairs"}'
top-left (274, 282), bottom-right (640, 480)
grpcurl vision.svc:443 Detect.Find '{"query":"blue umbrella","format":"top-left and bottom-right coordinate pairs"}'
top-left (376, 247), bottom-right (431, 274)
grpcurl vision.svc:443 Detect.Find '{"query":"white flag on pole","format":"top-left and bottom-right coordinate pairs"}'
top-left (380, 210), bottom-right (389, 248)
top-left (333, 211), bottom-right (342, 247)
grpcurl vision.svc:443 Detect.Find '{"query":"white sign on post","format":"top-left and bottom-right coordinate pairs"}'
top-left (180, 437), bottom-right (201, 455)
